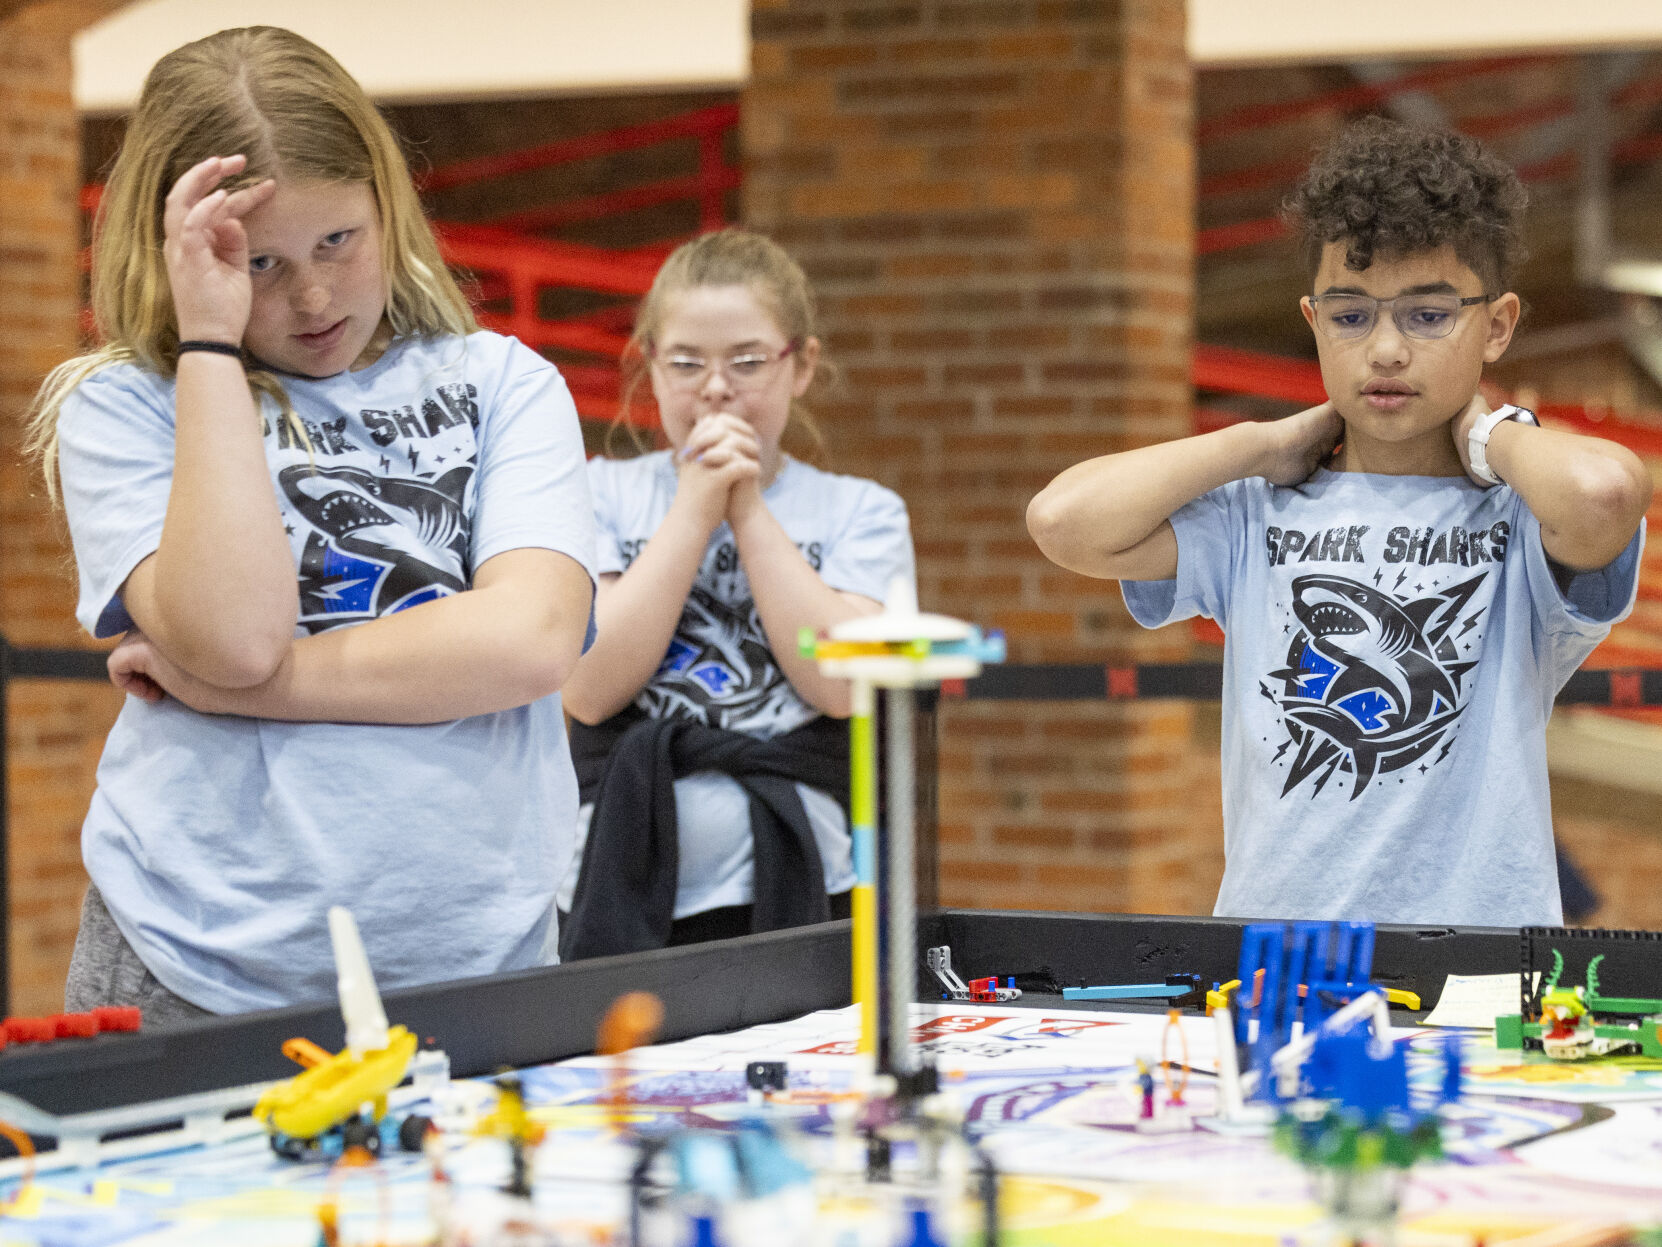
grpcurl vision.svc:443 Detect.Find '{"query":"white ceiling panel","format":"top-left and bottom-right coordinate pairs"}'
top-left (75, 0), bottom-right (748, 112)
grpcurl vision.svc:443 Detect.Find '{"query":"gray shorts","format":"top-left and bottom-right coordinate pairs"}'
top-left (64, 885), bottom-right (214, 1027)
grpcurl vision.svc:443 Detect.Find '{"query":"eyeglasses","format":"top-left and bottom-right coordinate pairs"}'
top-left (649, 341), bottom-right (799, 392)
top-left (1308, 293), bottom-right (1496, 341)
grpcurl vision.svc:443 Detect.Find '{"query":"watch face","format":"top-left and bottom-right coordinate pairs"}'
top-left (1502, 403), bottom-right (1540, 427)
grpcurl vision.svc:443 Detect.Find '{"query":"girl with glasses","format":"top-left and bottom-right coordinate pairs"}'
top-left (558, 229), bottom-right (916, 957)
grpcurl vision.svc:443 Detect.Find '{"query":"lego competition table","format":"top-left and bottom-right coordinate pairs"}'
top-left (3, 909), bottom-right (1662, 1247)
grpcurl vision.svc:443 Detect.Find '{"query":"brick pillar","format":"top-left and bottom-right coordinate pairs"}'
top-left (1, 0), bottom-right (129, 1014)
top-left (747, 0), bottom-right (1220, 914)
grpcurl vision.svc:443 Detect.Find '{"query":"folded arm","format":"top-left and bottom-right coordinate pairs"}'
top-left (115, 547), bottom-right (593, 724)
top-left (121, 353), bottom-right (300, 687)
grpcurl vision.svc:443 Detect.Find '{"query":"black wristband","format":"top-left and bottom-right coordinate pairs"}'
top-left (176, 340), bottom-right (244, 359)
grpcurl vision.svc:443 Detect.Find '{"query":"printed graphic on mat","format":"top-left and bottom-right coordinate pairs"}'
top-left (1267, 570), bottom-right (1487, 799)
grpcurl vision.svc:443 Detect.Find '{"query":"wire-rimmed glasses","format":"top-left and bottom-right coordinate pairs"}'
top-left (649, 340), bottom-right (800, 391)
top-left (1308, 293), bottom-right (1496, 341)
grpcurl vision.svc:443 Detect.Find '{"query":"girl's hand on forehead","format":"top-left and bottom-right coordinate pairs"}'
top-left (162, 154), bottom-right (278, 348)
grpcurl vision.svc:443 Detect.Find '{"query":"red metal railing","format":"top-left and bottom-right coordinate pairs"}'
top-left (1198, 64), bottom-right (1662, 256)
top-left (419, 101), bottom-right (738, 231)
top-left (422, 102), bottom-right (741, 428)
top-left (1199, 55), bottom-right (1551, 143)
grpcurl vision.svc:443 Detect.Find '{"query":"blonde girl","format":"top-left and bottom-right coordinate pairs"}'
top-left (558, 229), bottom-right (915, 957)
top-left (29, 27), bottom-right (596, 1021)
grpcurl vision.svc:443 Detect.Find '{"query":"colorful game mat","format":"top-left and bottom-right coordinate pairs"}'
top-left (3, 1004), bottom-right (1660, 1246)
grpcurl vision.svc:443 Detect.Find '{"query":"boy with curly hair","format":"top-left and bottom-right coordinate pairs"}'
top-left (1028, 116), bottom-right (1651, 926)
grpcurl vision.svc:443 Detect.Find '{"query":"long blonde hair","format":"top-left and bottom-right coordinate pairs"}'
top-left (25, 25), bottom-right (476, 500)
top-left (611, 228), bottom-right (831, 465)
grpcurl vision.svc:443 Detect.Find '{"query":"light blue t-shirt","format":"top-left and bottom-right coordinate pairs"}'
top-left (1122, 468), bottom-right (1643, 927)
top-left (57, 331), bottom-right (597, 1013)
top-left (557, 451), bottom-right (915, 919)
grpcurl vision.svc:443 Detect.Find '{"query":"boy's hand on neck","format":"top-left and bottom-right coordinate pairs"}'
top-left (1259, 402), bottom-right (1344, 486)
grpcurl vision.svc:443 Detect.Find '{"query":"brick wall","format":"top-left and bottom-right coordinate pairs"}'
top-left (745, 0), bottom-right (1215, 914)
top-left (1, 0), bottom-right (128, 1014)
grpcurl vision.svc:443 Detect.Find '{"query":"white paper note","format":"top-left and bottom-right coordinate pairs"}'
top-left (1422, 972), bottom-right (1539, 1028)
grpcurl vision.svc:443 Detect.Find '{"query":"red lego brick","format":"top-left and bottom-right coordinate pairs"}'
top-left (53, 1012), bottom-right (99, 1038)
top-left (92, 1006), bottom-right (143, 1033)
top-left (4, 1016), bottom-right (57, 1044)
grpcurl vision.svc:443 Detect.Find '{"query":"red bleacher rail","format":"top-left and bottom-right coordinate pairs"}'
top-left (1199, 74), bottom-right (1662, 201)
top-left (421, 103), bottom-right (740, 430)
top-left (434, 223), bottom-right (657, 356)
top-left (1193, 343), bottom-right (1326, 405)
top-left (1198, 61), bottom-right (1662, 255)
top-left (1197, 55), bottom-right (1549, 143)
top-left (418, 101), bottom-right (737, 231)
top-left (1201, 119), bottom-right (1662, 255)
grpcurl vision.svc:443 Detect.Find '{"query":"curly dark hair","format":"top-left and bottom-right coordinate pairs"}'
top-left (1284, 115), bottom-right (1528, 291)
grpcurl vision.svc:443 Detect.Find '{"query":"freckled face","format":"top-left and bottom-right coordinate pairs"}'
top-left (1301, 242), bottom-right (1518, 471)
top-left (240, 179), bottom-right (388, 378)
top-left (648, 283), bottom-right (815, 456)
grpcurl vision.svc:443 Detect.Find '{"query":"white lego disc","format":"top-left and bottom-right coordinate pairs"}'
top-left (827, 574), bottom-right (976, 644)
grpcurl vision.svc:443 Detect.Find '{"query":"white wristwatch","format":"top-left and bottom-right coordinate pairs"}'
top-left (1467, 403), bottom-right (1538, 485)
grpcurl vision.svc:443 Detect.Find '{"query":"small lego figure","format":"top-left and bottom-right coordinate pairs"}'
top-left (745, 1060), bottom-right (788, 1105)
top-left (1542, 990), bottom-right (1585, 1042)
top-left (597, 991), bottom-right (664, 1135)
top-left (473, 1075), bottom-right (546, 1199)
top-left (1135, 1059), bottom-right (1155, 1120)
top-left (1161, 1009), bottom-right (1189, 1108)
top-left (314, 1200), bottom-right (340, 1247)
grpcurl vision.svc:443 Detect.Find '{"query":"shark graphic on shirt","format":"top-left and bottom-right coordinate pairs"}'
top-left (1268, 571), bottom-right (1483, 800)
top-left (281, 463), bottom-right (474, 632)
top-left (639, 586), bottom-right (799, 734)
